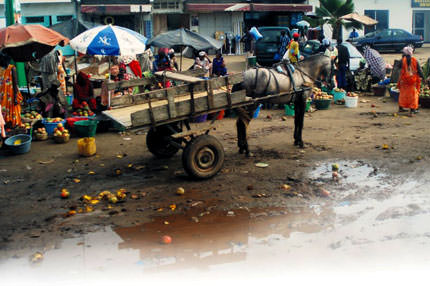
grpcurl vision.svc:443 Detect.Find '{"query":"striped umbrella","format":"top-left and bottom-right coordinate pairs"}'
top-left (70, 24), bottom-right (147, 56)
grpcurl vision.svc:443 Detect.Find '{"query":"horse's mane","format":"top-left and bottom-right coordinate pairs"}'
top-left (296, 54), bottom-right (330, 67)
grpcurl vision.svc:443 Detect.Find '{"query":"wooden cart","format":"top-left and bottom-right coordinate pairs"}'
top-left (103, 72), bottom-right (308, 179)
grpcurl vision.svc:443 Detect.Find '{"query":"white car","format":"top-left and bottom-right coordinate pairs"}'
top-left (301, 40), bottom-right (365, 72)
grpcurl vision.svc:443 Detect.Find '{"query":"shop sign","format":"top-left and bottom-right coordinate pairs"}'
top-left (412, 0), bottom-right (430, 8)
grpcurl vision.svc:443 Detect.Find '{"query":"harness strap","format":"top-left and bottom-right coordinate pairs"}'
top-left (263, 69), bottom-right (272, 95)
top-left (268, 69), bottom-right (280, 95)
top-left (253, 67), bottom-right (259, 91)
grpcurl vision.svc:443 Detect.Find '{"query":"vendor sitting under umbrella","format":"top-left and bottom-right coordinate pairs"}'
top-left (194, 51), bottom-right (212, 77)
top-left (73, 71), bottom-right (96, 111)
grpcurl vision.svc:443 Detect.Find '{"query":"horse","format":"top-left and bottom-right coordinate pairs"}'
top-left (234, 54), bottom-right (334, 156)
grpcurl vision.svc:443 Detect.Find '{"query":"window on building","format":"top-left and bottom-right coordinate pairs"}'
top-left (364, 10), bottom-right (389, 34)
top-left (413, 12), bottom-right (425, 39)
top-left (57, 15), bottom-right (73, 22)
top-left (153, 0), bottom-right (180, 10)
top-left (25, 16), bottom-right (45, 24)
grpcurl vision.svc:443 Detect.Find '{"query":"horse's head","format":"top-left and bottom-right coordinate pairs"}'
top-left (297, 54), bottom-right (335, 88)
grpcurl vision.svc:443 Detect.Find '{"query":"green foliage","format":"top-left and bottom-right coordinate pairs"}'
top-left (313, 0), bottom-right (363, 41)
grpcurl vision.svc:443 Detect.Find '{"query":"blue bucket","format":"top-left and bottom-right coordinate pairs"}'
top-left (5, 134), bottom-right (32, 154)
top-left (43, 119), bottom-right (66, 135)
top-left (332, 90), bottom-right (346, 102)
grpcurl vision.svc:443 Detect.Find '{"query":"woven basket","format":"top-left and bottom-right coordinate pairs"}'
top-left (53, 134), bottom-right (70, 143)
top-left (35, 133), bottom-right (48, 141)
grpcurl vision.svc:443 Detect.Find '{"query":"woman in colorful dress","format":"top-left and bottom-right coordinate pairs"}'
top-left (0, 54), bottom-right (22, 128)
top-left (397, 46), bottom-right (423, 117)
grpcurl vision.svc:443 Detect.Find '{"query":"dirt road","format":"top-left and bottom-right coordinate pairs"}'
top-left (1, 47), bottom-right (430, 285)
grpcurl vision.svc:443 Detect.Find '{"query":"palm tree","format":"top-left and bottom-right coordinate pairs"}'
top-left (306, 0), bottom-right (362, 42)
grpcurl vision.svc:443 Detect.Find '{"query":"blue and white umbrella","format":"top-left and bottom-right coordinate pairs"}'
top-left (70, 24), bottom-right (147, 56)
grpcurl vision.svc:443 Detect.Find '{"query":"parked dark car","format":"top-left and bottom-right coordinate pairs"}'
top-left (255, 26), bottom-right (291, 66)
top-left (352, 28), bottom-right (423, 52)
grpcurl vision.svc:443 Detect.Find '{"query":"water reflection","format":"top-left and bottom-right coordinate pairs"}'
top-left (114, 207), bottom-right (334, 272)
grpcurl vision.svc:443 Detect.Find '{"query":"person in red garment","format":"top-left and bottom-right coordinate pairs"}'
top-left (73, 71), bottom-right (96, 111)
top-left (397, 46), bottom-right (423, 117)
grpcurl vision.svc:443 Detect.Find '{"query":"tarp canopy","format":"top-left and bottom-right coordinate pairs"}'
top-left (147, 28), bottom-right (223, 51)
top-left (49, 18), bottom-right (99, 39)
top-left (0, 24), bottom-right (69, 61)
top-left (340, 13), bottom-right (378, 26)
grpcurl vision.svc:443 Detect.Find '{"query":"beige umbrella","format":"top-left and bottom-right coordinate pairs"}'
top-left (340, 13), bottom-right (378, 26)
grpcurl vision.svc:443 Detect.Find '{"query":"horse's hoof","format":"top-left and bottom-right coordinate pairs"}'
top-left (295, 140), bottom-right (304, 148)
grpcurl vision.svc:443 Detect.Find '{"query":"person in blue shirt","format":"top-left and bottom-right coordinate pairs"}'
top-left (348, 28), bottom-right (359, 40)
top-left (278, 30), bottom-right (290, 59)
top-left (212, 50), bottom-right (227, 77)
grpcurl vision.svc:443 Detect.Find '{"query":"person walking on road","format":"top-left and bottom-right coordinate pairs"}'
top-left (335, 42), bottom-right (350, 89)
top-left (397, 46), bottom-right (424, 117)
top-left (278, 30), bottom-right (290, 61)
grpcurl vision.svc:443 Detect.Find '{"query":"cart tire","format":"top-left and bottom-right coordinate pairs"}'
top-left (182, 135), bottom-right (224, 179)
top-left (146, 125), bottom-right (181, 158)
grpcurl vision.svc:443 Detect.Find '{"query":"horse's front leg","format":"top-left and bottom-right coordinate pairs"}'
top-left (294, 92), bottom-right (306, 148)
top-left (235, 106), bottom-right (256, 156)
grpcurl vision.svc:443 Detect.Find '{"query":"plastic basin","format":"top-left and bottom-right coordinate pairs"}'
top-left (345, 96), bottom-right (358, 108)
top-left (74, 120), bottom-right (99, 137)
top-left (389, 87), bottom-right (399, 102)
top-left (5, 134), bottom-right (32, 154)
top-left (332, 91), bottom-right (346, 102)
top-left (284, 102), bottom-right (311, 116)
top-left (314, 99), bottom-right (331, 110)
top-left (42, 119), bottom-right (66, 135)
top-left (66, 117), bottom-right (89, 130)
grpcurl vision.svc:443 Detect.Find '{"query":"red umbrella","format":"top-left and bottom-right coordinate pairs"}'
top-left (0, 24), bottom-right (69, 62)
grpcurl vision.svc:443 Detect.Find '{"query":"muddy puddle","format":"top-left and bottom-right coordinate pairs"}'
top-left (1, 161), bottom-right (430, 285)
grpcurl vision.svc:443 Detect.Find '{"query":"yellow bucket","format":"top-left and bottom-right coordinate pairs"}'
top-left (77, 137), bottom-right (96, 157)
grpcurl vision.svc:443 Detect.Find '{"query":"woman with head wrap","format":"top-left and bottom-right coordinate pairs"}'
top-left (285, 33), bottom-right (301, 64)
top-left (397, 46), bottom-right (424, 116)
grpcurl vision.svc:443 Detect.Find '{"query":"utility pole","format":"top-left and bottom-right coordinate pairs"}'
top-left (5, 0), bottom-right (27, 87)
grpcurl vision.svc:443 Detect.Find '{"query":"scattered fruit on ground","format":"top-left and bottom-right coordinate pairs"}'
top-left (60, 188), bottom-right (70, 199)
top-left (161, 235), bottom-right (172, 244)
top-left (176, 187), bottom-right (185, 195)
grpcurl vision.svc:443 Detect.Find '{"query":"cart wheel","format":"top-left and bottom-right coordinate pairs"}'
top-left (146, 124), bottom-right (181, 158)
top-left (182, 135), bottom-right (225, 179)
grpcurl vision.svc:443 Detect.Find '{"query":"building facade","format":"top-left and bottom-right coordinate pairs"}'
top-left (185, 0), bottom-right (312, 41)
top-left (0, 0), bottom-right (76, 28)
top-left (308, 0), bottom-right (430, 42)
